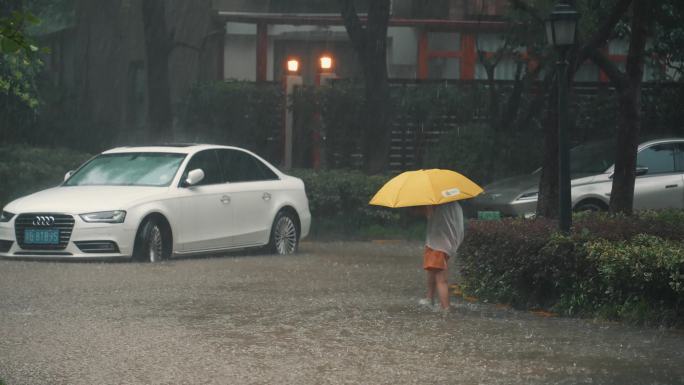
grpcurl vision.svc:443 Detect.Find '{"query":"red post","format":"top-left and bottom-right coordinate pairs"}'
top-left (256, 22), bottom-right (268, 82)
top-left (599, 50), bottom-right (610, 82)
top-left (417, 30), bottom-right (428, 79)
top-left (460, 33), bottom-right (476, 80)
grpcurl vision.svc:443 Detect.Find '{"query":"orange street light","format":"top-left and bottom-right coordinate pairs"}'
top-left (319, 54), bottom-right (333, 72)
top-left (286, 58), bottom-right (300, 74)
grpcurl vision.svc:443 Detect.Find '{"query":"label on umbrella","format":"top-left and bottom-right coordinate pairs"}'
top-left (442, 188), bottom-right (461, 197)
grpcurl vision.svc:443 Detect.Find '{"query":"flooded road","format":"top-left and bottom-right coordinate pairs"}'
top-left (0, 241), bottom-right (682, 385)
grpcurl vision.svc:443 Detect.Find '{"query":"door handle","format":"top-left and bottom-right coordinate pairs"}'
top-left (220, 195), bottom-right (231, 204)
top-left (262, 192), bottom-right (271, 201)
top-left (665, 184), bottom-right (678, 189)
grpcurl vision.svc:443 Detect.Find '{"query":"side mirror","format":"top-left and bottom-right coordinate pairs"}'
top-left (64, 170), bottom-right (74, 181)
top-left (183, 169), bottom-right (205, 187)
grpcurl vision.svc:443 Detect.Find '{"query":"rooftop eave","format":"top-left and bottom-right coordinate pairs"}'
top-left (216, 11), bottom-right (509, 32)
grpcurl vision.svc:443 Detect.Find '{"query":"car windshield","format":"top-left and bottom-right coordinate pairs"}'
top-left (65, 152), bottom-right (186, 187)
top-left (569, 140), bottom-right (615, 175)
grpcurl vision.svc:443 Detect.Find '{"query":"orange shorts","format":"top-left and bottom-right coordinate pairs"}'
top-left (423, 246), bottom-right (449, 271)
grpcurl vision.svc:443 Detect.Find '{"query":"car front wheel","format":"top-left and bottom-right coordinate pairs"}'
top-left (574, 200), bottom-right (608, 213)
top-left (133, 219), bottom-right (169, 262)
top-left (269, 211), bottom-right (299, 255)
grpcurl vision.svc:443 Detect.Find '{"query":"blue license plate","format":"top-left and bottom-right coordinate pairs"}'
top-left (24, 229), bottom-right (60, 244)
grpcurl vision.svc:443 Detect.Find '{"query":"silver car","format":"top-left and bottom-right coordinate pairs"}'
top-left (468, 138), bottom-right (684, 217)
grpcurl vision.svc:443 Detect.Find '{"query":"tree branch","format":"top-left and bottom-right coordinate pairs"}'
top-left (515, 68), bottom-right (553, 133)
top-left (508, 0), bottom-right (545, 26)
top-left (171, 28), bottom-right (223, 54)
top-left (173, 41), bottom-right (200, 52)
top-left (338, 0), bottom-right (366, 55)
top-left (588, 48), bottom-right (627, 89)
top-left (576, 0), bottom-right (633, 66)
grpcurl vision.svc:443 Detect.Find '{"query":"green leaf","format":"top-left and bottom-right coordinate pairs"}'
top-left (24, 12), bottom-right (40, 25)
top-left (1, 37), bottom-right (21, 54)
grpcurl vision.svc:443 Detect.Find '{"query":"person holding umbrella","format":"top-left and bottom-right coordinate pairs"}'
top-left (369, 169), bottom-right (482, 312)
top-left (419, 201), bottom-right (464, 310)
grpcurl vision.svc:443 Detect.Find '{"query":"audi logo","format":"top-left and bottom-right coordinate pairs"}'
top-left (32, 216), bottom-right (55, 226)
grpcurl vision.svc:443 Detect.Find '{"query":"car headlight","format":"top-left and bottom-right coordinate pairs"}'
top-left (516, 192), bottom-right (539, 201)
top-left (0, 211), bottom-right (15, 222)
top-left (80, 210), bottom-right (126, 223)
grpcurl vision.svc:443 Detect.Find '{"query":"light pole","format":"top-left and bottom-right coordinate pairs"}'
top-left (313, 53), bottom-right (337, 170)
top-left (283, 57), bottom-right (302, 170)
top-left (316, 53), bottom-right (336, 86)
top-left (545, 0), bottom-right (578, 232)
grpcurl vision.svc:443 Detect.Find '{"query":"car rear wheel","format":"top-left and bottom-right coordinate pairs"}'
top-left (268, 211), bottom-right (299, 255)
top-left (133, 218), bottom-right (169, 262)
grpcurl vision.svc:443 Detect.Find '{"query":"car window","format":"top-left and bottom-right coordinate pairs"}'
top-left (569, 140), bottom-right (615, 175)
top-left (218, 149), bottom-right (278, 183)
top-left (636, 143), bottom-right (676, 174)
top-left (675, 143), bottom-right (684, 172)
top-left (65, 153), bottom-right (185, 187)
top-left (184, 150), bottom-right (222, 185)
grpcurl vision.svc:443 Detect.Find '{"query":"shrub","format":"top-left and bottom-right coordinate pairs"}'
top-left (0, 145), bottom-right (91, 208)
top-left (459, 218), bottom-right (576, 307)
top-left (460, 211), bottom-right (684, 326)
top-left (580, 235), bottom-right (684, 324)
top-left (573, 210), bottom-right (684, 242)
top-left (289, 168), bottom-right (424, 239)
top-left (178, 81), bottom-right (283, 163)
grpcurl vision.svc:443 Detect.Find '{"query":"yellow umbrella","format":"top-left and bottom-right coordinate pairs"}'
top-left (369, 169), bottom-right (483, 208)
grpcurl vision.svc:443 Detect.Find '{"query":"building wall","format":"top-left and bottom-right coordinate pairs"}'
top-left (388, 26), bottom-right (419, 78)
top-left (223, 22), bottom-right (421, 83)
top-left (224, 23), bottom-right (258, 81)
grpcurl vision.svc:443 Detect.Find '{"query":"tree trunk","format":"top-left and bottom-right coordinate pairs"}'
top-left (609, 84), bottom-right (640, 213)
top-left (339, 0), bottom-right (391, 174)
top-left (362, 48), bottom-right (391, 174)
top-left (609, 0), bottom-right (650, 214)
top-left (73, 0), bottom-right (135, 150)
top-left (142, 0), bottom-right (173, 143)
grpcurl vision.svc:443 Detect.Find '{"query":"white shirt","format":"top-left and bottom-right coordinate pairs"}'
top-left (425, 201), bottom-right (464, 257)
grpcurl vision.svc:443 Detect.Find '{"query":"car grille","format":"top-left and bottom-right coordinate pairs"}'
top-left (74, 241), bottom-right (120, 254)
top-left (0, 240), bottom-right (12, 252)
top-left (14, 214), bottom-right (75, 250)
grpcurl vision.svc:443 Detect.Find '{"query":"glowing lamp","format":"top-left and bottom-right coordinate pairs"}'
top-left (286, 58), bottom-right (300, 74)
top-left (319, 55), bottom-right (333, 71)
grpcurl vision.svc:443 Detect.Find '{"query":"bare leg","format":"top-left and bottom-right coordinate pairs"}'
top-left (435, 268), bottom-right (450, 309)
top-left (426, 271), bottom-right (437, 304)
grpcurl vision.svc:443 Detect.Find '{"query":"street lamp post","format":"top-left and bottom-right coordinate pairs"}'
top-left (283, 57), bottom-right (302, 169)
top-left (314, 54), bottom-right (337, 170)
top-left (546, 0), bottom-right (579, 232)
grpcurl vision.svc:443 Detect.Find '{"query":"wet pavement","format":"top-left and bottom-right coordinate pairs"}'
top-left (0, 241), bottom-right (682, 385)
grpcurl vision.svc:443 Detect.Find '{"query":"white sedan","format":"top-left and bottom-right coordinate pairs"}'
top-left (0, 144), bottom-right (311, 262)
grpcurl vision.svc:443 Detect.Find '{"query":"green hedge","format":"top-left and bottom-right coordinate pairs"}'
top-left (0, 145), bottom-right (91, 208)
top-left (460, 211), bottom-right (684, 326)
top-left (178, 81), bottom-right (283, 163)
top-left (289, 169), bottom-right (424, 240)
